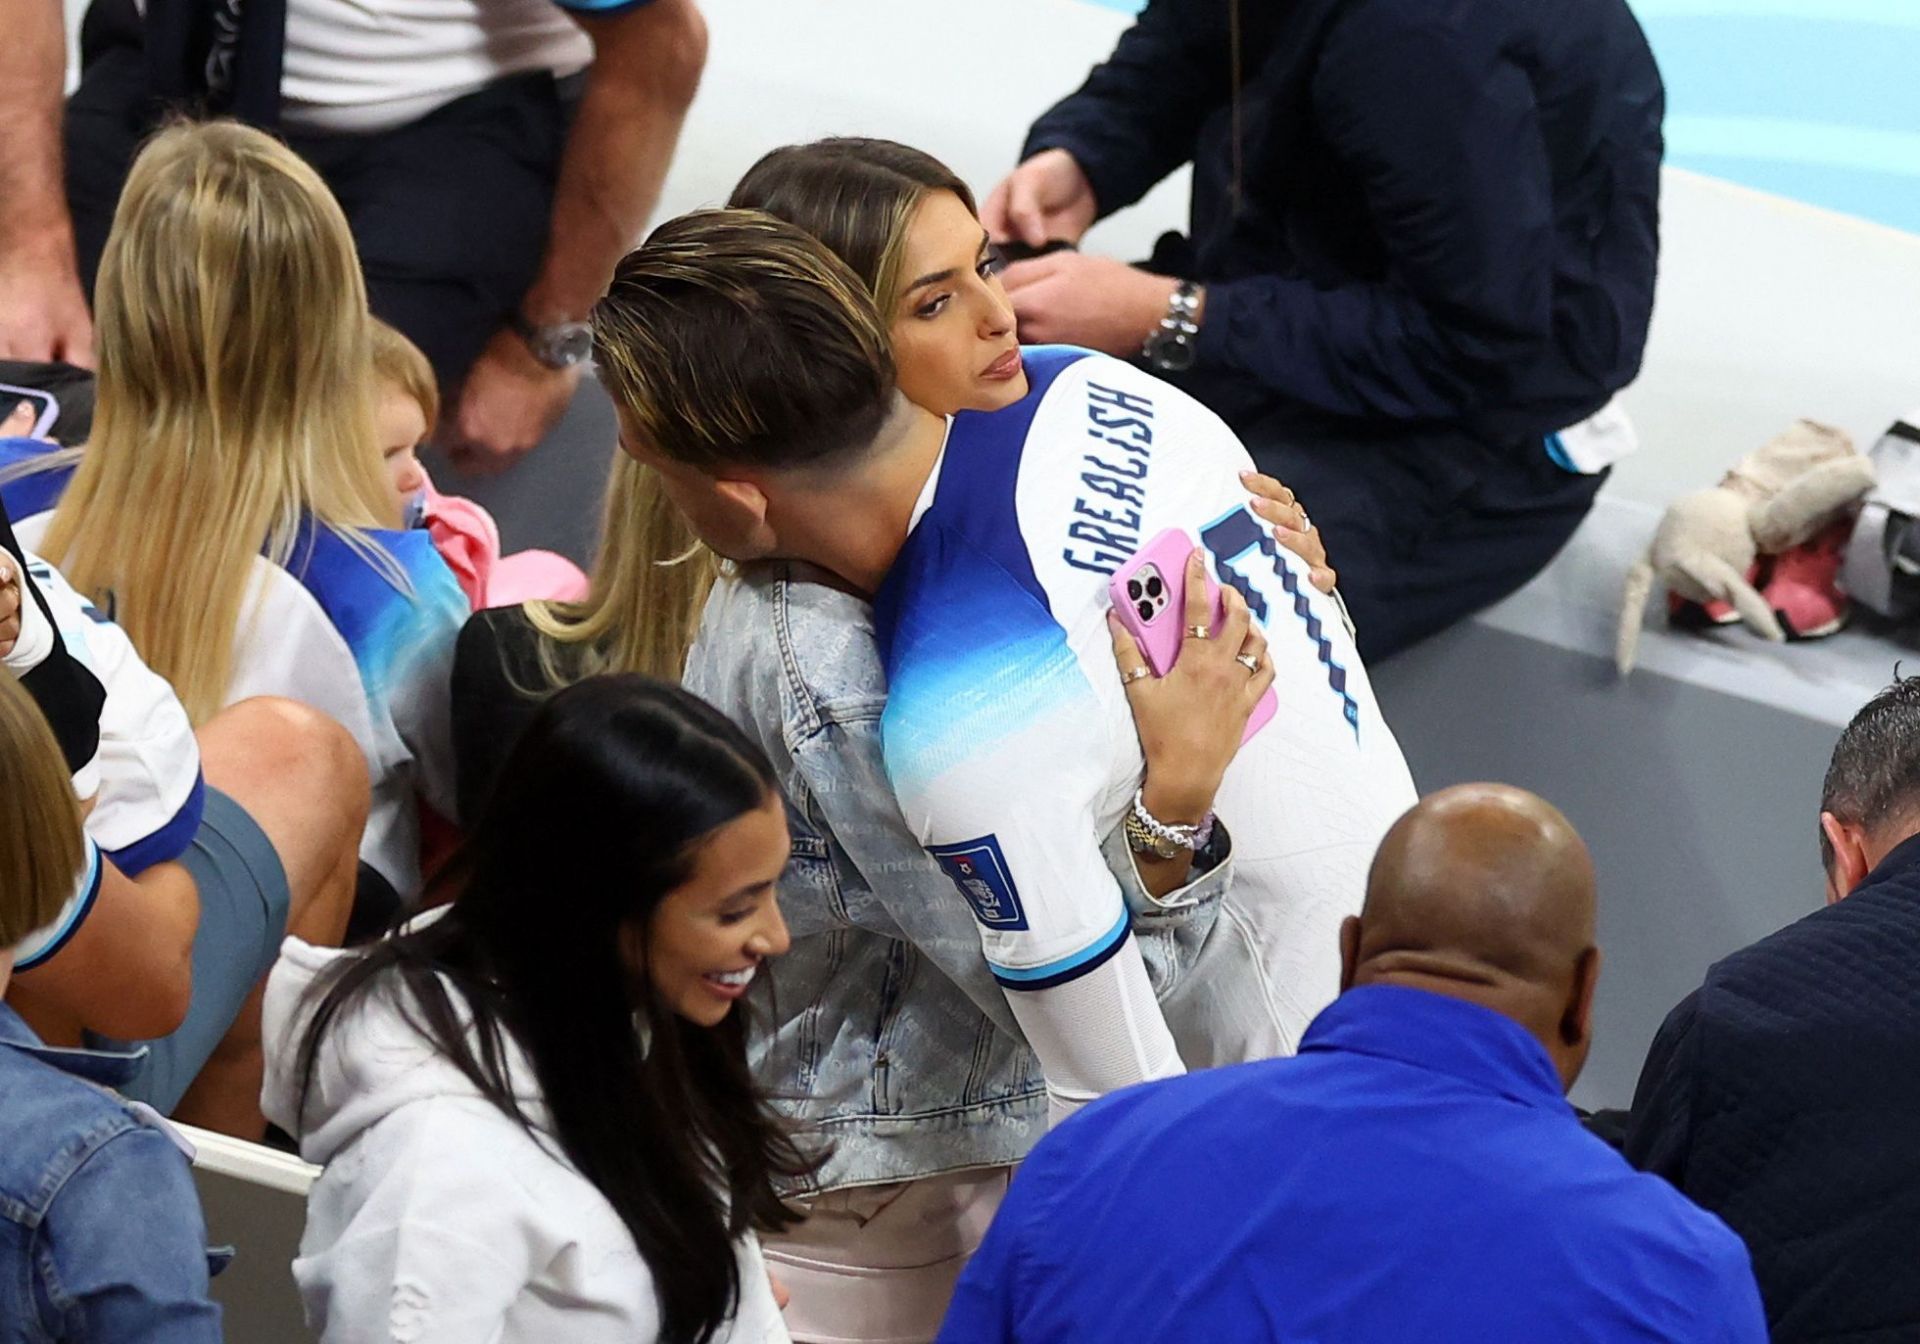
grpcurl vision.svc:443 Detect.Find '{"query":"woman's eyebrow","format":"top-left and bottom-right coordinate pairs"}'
top-left (903, 265), bottom-right (960, 294)
top-left (905, 233), bottom-right (995, 295)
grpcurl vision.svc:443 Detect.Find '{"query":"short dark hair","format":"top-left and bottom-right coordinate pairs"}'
top-left (592, 208), bottom-right (896, 475)
top-left (1820, 672), bottom-right (1920, 867)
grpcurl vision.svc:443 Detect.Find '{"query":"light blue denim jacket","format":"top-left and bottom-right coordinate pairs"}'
top-left (0, 1004), bottom-right (222, 1343)
top-left (686, 563), bottom-right (1234, 1193)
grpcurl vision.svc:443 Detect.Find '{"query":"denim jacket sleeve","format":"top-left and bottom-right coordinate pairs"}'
top-left (796, 710), bottom-right (1230, 1036)
top-left (40, 1125), bottom-right (221, 1342)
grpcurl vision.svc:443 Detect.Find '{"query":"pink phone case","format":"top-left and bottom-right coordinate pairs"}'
top-left (1108, 527), bottom-right (1278, 744)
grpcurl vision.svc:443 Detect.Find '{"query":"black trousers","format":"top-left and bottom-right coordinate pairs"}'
top-left (63, 6), bottom-right (570, 394)
top-left (1237, 409), bottom-right (1605, 662)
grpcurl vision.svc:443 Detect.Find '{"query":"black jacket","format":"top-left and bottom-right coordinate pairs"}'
top-left (1625, 833), bottom-right (1920, 1342)
top-left (1024, 0), bottom-right (1665, 446)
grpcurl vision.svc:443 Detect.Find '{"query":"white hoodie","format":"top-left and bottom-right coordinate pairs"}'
top-left (261, 931), bottom-right (791, 1344)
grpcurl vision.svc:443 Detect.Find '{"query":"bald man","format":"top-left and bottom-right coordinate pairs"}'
top-left (938, 786), bottom-right (1767, 1344)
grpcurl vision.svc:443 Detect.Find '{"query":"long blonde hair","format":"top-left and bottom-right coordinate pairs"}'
top-left (0, 673), bottom-right (88, 950)
top-left (36, 121), bottom-right (400, 723)
top-left (526, 454), bottom-right (717, 684)
top-left (531, 144), bottom-right (960, 687)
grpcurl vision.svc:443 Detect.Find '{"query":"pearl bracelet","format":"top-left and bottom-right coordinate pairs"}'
top-left (1126, 788), bottom-right (1216, 858)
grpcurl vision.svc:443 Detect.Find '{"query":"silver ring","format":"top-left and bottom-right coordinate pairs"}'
top-left (1235, 653), bottom-right (1261, 674)
top-left (1122, 666), bottom-right (1151, 685)
top-left (1185, 624), bottom-right (1212, 640)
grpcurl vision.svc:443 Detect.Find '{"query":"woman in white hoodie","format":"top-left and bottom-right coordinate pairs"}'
top-left (261, 674), bottom-right (812, 1344)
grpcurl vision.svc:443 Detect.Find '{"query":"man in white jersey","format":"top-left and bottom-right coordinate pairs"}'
top-left (1, 0), bottom-right (705, 467)
top-left (596, 210), bottom-right (1417, 1121)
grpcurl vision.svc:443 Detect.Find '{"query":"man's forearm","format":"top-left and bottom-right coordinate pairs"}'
top-left (0, 0), bottom-right (76, 266)
top-left (522, 3), bottom-right (707, 324)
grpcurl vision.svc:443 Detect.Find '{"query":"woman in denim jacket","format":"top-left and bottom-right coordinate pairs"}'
top-left (0, 669), bottom-right (220, 1343)
top-left (451, 141), bottom-right (1338, 1344)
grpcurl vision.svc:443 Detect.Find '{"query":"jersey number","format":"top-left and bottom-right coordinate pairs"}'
top-left (1199, 508), bottom-right (1361, 736)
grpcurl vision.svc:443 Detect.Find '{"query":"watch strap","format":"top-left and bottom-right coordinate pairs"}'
top-left (1125, 787), bottom-right (1215, 859)
top-left (1142, 281), bottom-right (1203, 372)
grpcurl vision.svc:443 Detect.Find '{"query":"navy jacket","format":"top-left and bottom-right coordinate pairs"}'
top-left (1626, 833), bottom-right (1920, 1342)
top-left (1024, 0), bottom-right (1665, 446)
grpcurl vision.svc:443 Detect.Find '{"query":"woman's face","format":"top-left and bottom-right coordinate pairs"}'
top-left (889, 189), bottom-right (1028, 416)
top-left (643, 793), bottom-right (793, 1028)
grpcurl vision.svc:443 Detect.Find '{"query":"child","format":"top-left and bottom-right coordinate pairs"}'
top-left (370, 321), bottom-right (588, 610)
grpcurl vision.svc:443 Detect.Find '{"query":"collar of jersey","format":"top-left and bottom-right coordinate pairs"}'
top-left (904, 417), bottom-right (956, 534)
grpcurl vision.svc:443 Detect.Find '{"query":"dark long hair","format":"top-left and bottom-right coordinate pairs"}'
top-left (296, 674), bottom-right (815, 1344)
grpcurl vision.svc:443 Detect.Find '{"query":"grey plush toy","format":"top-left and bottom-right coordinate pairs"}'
top-left (1617, 420), bottom-right (1876, 672)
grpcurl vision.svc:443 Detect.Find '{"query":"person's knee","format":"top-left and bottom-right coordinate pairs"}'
top-left (201, 697), bottom-right (370, 835)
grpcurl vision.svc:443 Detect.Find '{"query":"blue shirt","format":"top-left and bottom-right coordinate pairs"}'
top-left (939, 985), bottom-right (1766, 1343)
top-left (0, 1004), bottom-right (221, 1343)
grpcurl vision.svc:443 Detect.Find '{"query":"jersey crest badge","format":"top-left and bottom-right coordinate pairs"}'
top-left (929, 835), bottom-right (1029, 931)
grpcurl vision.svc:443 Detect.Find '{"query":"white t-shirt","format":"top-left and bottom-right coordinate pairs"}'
top-left (872, 346), bottom-right (1418, 1117)
top-left (5, 550), bottom-right (203, 972)
top-left (5, 446), bottom-right (465, 895)
top-left (278, 0), bottom-right (642, 134)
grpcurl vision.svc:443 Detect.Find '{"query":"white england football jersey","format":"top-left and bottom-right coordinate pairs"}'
top-left (873, 347), bottom-right (1417, 1112)
top-left (4, 441), bottom-right (465, 893)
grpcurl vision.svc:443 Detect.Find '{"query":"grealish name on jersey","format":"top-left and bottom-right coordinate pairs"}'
top-left (874, 346), bottom-right (1418, 1069)
top-left (1063, 380), bottom-right (1160, 577)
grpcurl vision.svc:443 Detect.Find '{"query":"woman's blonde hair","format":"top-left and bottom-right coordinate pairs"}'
top-left (526, 454), bottom-right (717, 684)
top-left (369, 317), bottom-right (439, 429)
top-left (528, 142), bottom-right (967, 688)
top-left (36, 120), bottom-right (400, 724)
top-left (0, 674), bottom-right (87, 950)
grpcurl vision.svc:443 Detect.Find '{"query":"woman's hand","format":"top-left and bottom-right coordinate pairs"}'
top-left (1110, 549), bottom-right (1275, 895)
top-left (1242, 470), bottom-right (1336, 595)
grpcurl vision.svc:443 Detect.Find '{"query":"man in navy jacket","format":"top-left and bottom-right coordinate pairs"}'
top-left (987, 0), bottom-right (1665, 658)
top-left (1625, 675), bottom-right (1920, 1340)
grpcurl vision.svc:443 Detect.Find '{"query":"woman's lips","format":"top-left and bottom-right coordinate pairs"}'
top-left (703, 964), bottom-right (757, 1000)
top-left (982, 348), bottom-right (1024, 382)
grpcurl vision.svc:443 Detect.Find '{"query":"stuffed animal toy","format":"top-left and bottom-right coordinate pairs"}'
top-left (1617, 420), bottom-right (1876, 672)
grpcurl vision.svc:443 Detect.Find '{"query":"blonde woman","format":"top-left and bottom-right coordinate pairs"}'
top-left (0, 121), bottom-right (467, 899)
top-left (0, 668), bottom-right (225, 1341)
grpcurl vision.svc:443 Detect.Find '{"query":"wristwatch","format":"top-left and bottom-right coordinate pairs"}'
top-left (508, 311), bottom-right (595, 370)
top-left (1124, 788), bottom-right (1216, 860)
top-left (1141, 281), bottom-right (1203, 373)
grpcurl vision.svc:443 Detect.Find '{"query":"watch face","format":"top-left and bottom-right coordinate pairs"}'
top-left (1150, 335), bottom-right (1196, 374)
top-left (546, 324), bottom-right (594, 367)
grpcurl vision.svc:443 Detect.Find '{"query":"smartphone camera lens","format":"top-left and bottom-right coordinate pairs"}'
top-left (1145, 576), bottom-right (1163, 599)
top-left (1126, 580), bottom-right (1142, 600)
top-left (1136, 600), bottom-right (1154, 622)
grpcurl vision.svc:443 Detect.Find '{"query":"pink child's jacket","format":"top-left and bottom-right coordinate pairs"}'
top-left (419, 482), bottom-right (589, 611)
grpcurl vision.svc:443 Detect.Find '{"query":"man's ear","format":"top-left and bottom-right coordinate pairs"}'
top-left (714, 476), bottom-right (770, 529)
top-left (1338, 915), bottom-right (1362, 993)
top-left (1561, 946), bottom-right (1602, 1048)
top-left (1820, 811), bottom-right (1872, 905)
